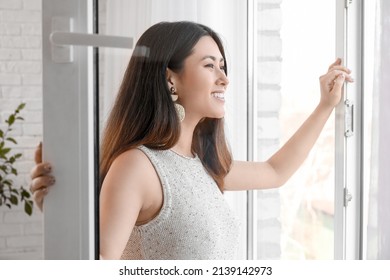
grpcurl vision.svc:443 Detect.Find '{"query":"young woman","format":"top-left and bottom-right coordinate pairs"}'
top-left (30, 21), bottom-right (353, 260)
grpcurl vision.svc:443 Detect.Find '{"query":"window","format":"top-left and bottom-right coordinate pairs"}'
top-left (40, 0), bottom-right (384, 260)
top-left (252, 0), bottom-right (337, 260)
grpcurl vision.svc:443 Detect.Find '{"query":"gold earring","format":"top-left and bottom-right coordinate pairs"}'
top-left (170, 87), bottom-right (185, 122)
top-left (174, 103), bottom-right (185, 122)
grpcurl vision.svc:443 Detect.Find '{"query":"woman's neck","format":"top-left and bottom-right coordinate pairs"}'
top-left (172, 117), bottom-right (198, 158)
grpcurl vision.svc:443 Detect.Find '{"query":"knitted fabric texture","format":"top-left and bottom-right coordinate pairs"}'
top-left (120, 145), bottom-right (240, 259)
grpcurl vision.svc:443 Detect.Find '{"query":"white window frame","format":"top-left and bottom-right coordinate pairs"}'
top-left (246, 0), bottom-right (258, 260)
top-left (334, 0), bottom-right (364, 260)
top-left (360, 0), bottom-right (377, 260)
top-left (42, 0), bottom-right (96, 259)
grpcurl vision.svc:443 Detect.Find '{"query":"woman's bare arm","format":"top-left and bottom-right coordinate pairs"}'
top-left (224, 59), bottom-right (353, 191)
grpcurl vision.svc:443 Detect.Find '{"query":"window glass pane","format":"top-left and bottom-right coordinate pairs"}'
top-left (255, 0), bottom-right (336, 259)
top-left (365, 0), bottom-right (390, 260)
top-left (97, 0), bottom-right (248, 259)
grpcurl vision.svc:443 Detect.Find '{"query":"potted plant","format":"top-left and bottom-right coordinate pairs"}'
top-left (0, 103), bottom-right (33, 215)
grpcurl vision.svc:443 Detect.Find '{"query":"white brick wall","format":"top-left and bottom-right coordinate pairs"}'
top-left (256, 0), bottom-right (282, 259)
top-left (0, 0), bottom-right (43, 259)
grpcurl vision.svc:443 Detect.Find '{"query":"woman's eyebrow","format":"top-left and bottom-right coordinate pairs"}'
top-left (201, 55), bottom-right (225, 63)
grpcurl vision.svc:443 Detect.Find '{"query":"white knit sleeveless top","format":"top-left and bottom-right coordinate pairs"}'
top-left (120, 145), bottom-right (240, 259)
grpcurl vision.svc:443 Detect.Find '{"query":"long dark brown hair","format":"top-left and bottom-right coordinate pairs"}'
top-left (100, 21), bottom-right (232, 191)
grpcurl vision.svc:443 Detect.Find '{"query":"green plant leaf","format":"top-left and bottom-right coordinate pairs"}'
top-left (10, 195), bottom-right (18, 205)
top-left (0, 102), bottom-right (29, 216)
top-left (2, 179), bottom-right (12, 186)
top-left (20, 188), bottom-right (27, 197)
top-left (1, 148), bottom-right (10, 155)
top-left (21, 189), bottom-right (31, 198)
top-left (0, 166), bottom-right (7, 173)
top-left (7, 115), bottom-right (15, 126)
top-left (11, 168), bottom-right (17, 176)
top-left (17, 103), bottom-right (26, 111)
top-left (6, 137), bottom-right (17, 145)
top-left (24, 201), bottom-right (33, 216)
top-left (9, 157), bottom-right (15, 164)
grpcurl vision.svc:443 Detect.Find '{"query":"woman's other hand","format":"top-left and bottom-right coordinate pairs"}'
top-left (319, 58), bottom-right (354, 109)
top-left (29, 142), bottom-right (55, 211)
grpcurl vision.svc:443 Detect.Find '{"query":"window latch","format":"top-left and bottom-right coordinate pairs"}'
top-left (344, 99), bottom-right (354, 137)
top-left (344, 188), bottom-right (353, 207)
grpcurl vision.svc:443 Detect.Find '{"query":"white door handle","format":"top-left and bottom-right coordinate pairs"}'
top-left (50, 16), bottom-right (133, 63)
top-left (50, 31), bottom-right (133, 49)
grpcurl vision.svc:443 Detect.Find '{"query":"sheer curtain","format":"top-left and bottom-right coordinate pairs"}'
top-left (367, 0), bottom-right (390, 260)
top-left (100, 0), bottom-right (248, 259)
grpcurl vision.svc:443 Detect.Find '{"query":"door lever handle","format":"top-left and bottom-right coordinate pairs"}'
top-left (50, 31), bottom-right (133, 49)
top-left (50, 16), bottom-right (133, 63)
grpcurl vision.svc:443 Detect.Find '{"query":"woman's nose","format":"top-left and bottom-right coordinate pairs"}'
top-left (218, 71), bottom-right (229, 87)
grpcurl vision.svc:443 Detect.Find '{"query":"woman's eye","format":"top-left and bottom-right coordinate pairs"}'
top-left (205, 64), bottom-right (215, 69)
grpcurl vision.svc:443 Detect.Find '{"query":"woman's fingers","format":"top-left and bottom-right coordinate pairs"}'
top-left (32, 187), bottom-right (49, 211)
top-left (328, 57), bottom-right (342, 70)
top-left (328, 65), bottom-right (351, 75)
top-left (329, 68), bottom-right (353, 81)
top-left (30, 174), bottom-right (54, 211)
top-left (30, 176), bottom-right (55, 211)
top-left (34, 142), bottom-right (42, 164)
top-left (30, 175), bottom-right (55, 193)
top-left (321, 69), bottom-right (354, 86)
top-left (327, 58), bottom-right (353, 80)
top-left (30, 142), bottom-right (53, 211)
top-left (30, 160), bottom-right (54, 211)
top-left (30, 162), bottom-right (52, 179)
top-left (328, 58), bottom-right (352, 77)
top-left (319, 58), bottom-right (354, 108)
top-left (330, 73), bottom-right (346, 94)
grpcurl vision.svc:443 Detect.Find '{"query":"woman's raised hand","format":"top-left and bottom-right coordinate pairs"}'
top-left (319, 58), bottom-right (354, 109)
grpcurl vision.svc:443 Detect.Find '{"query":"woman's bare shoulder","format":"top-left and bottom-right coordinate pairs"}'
top-left (106, 147), bottom-right (155, 184)
top-left (101, 147), bottom-right (162, 223)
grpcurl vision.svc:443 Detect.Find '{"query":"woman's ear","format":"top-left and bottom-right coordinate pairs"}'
top-left (166, 68), bottom-right (176, 88)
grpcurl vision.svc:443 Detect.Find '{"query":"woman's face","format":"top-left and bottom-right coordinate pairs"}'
top-left (170, 36), bottom-right (229, 121)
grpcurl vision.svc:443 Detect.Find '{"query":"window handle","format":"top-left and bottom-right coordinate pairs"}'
top-left (49, 16), bottom-right (133, 63)
top-left (50, 31), bottom-right (133, 49)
